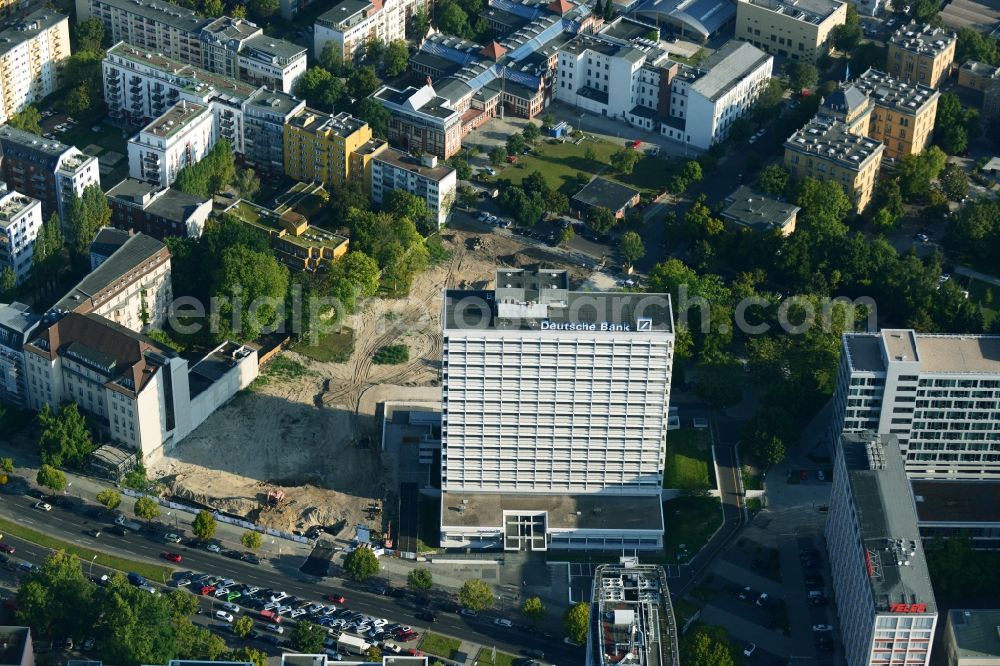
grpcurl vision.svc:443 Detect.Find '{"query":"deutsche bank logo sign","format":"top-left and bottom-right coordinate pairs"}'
top-left (636, 318), bottom-right (652, 332)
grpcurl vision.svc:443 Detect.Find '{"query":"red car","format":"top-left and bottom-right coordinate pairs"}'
top-left (162, 552), bottom-right (182, 562)
top-left (324, 594), bottom-right (346, 604)
top-left (407, 649), bottom-right (424, 657)
top-left (260, 609), bottom-right (282, 623)
top-left (200, 585), bottom-right (216, 595)
top-left (0, 544), bottom-right (15, 554)
top-left (396, 631), bottom-right (418, 642)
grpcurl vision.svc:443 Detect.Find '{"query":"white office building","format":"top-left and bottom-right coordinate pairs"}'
top-left (0, 187), bottom-right (42, 286)
top-left (370, 147), bottom-right (457, 228)
top-left (0, 10), bottom-right (71, 125)
top-left (826, 432), bottom-right (937, 666)
top-left (128, 102), bottom-right (215, 187)
top-left (832, 330), bottom-right (1000, 479)
top-left (0, 301), bottom-right (39, 406)
top-left (314, 0), bottom-right (429, 61)
top-left (439, 269), bottom-right (674, 551)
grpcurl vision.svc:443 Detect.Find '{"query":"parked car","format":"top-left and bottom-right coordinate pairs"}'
top-left (0, 544), bottom-right (14, 554)
top-left (812, 624), bottom-right (833, 632)
top-left (324, 594), bottom-right (346, 604)
top-left (265, 623), bottom-right (284, 634)
top-left (34, 502), bottom-right (52, 511)
top-left (242, 553), bottom-right (261, 564)
top-left (164, 533), bottom-right (182, 543)
top-left (162, 552), bottom-right (182, 562)
top-left (494, 618), bottom-right (512, 628)
top-left (743, 642), bottom-right (756, 657)
top-left (416, 611), bottom-right (437, 623)
top-left (205, 543), bottom-right (222, 553)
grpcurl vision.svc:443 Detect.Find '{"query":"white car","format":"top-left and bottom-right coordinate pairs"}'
top-left (176, 578), bottom-right (191, 587)
top-left (494, 618), bottom-right (512, 628)
top-left (264, 601), bottom-right (280, 611)
top-left (276, 605), bottom-right (292, 615)
top-left (34, 502), bottom-right (52, 511)
top-left (307, 603), bottom-right (325, 614)
top-left (289, 608), bottom-right (307, 619)
top-left (164, 533), bottom-right (182, 543)
top-left (812, 624), bottom-right (834, 632)
top-left (269, 591), bottom-right (288, 603)
top-left (371, 618), bottom-right (388, 627)
top-left (206, 543), bottom-right (221, 553)
top-left (214, 587), bottom-right (230, 598)
top-left (221, 602), bottom-right (240, 614)
top-left (244, 586), bottom-right (260, 595)
top-left (743, 642), bottom-right (756, 657)
top-left (215, 611), bottom-right (234, 623)
top-left (265, 623), bottom-right (283, 634)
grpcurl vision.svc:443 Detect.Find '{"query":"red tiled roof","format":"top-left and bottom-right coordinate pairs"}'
top-left (548, 0), bottom-right (572, 14)
top-left (480, 41), bottom-right (507, 59)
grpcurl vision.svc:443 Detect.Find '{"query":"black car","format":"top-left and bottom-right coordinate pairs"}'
top-left (262, 635), bottom-right (282, 645)
top-left (804, 575), bottom-right (824, 588)
top-left (416, 611), bottom-right (437, 623)
top-left (439, 602), bottom-right (461, 613)
top-left (389, 587), bottom-right (406, 598)
top-left (816, 637), bottom-right (834, 653)
top-left (248, 630), bottom-right (261, 640)
top-left (110, 525), bottom-right (128, 536)
top-left (223, 549), bottom-right (242, 560)
top-left (242, 553), bottom-right (261, 565)
top-left (523, 649), bottom-right (545, 659)
top-left (808, 596), bottom-right (829, 607)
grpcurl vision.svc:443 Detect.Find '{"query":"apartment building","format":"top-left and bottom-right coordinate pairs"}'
top-left (721, 185), bottom-right (800, 235)
top-left (784, 116), bottom-right (884, 212)
top-left (0, 127), bottom-right (101, 224)
top-left (0, 187), bottom-right (42, 286)
top-left (314, 0), bottom-right (429, 60)
top-left (23, 312), bottom-right (257, 462)
top-left (373, 84), bottom-right (464, 159)
top-left (911, 480), bottom-right (1000, 550)
top-left (439, 269), bottom-right (674, 551)
top-left (243, 90), bottom-right (306, 175)
top-left (106, 179), bottom-right (212, 239)
top-left (853, 69), bottom-right (938, 160)
top-left (0, 627), bottom-right (34, 666)
top-left (370, 147), bottom-right (457, 227)
top-left (826, 432), bottom-right (937, 666)
top-left (661, 40), bottom-right (773, 149)
top-left (0, 301), bottom-right (39, 406)
top-left (0, 10), bottom-right (70, 125)
top-left (958, 60), bottom-right (1000, 93)
top-left (77, 0), bottom-right (305, 92)
top-left (736, 0), bottom-right (847, 62)
top-left (283, 109), bottom-right (375, 190)
top-left (831, 330), bottom-right (1000, 479)
top-left (887, 22), bottom-right (956, 89)
top-left (587, 562), bottom-right (680, 666)
top-left (51, 231), bottom-right (171, 333)
top-left (944, 610), bottom-right (1000, 666)
top-left (127, 102), bottom-right (215, 187)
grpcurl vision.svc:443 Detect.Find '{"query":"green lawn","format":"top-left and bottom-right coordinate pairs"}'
top-left (292, 327), bottom-right (355, 363)
top-left (0, 515), bottom-right (173, 582)
top-left (661, 496), bottom-right (723, 563)
top-left (496, 136), bottom-right (674, 196)
top-left (664, 429), bottom-right (715, 490)
top-left (961, 275), bottom-right (999, 327)
top-left (419, 632), bottom-right (462, 660)
top-left (475, 648), bottom-right (519, 666)
top-left (60, 118), bottom-right (131, 189)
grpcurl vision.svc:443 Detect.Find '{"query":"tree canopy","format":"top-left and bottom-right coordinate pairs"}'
top-left (38, 402), bottom-right (94, 468)
top-left (211, 245), bottom-right (290, 342)
top-left (193, 510), bottom-right (217, 541)
top-left (458, 578), bottom-right (494, 611)
top-left (563, 602), bottom-right (589, 644)
top-left (175, 140), bottom-right (236, 198)
top-left (344, 546), bottom-right (380, 581)
top-left (67, 184), bottom-right (112, 271)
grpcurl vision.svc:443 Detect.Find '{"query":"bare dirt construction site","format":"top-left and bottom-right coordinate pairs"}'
top-left (149, 224), bottom-right (598, 537)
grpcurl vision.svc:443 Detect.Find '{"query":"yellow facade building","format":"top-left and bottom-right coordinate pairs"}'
top-left (0, 10), bottom-right (70, 124)
top-left (784, 117), bottom-right (885, 213)
top-left (887, 22), bottom-right (956, 89)
top-left (283, 109), bottom-right (375, 191)
top-left (736, 0), bottom-right (847, 63)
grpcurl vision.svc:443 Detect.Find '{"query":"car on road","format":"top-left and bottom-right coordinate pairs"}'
top-left (242, 553), bottom-right (261, 564)
top-left (416, 611), bottom-right (437, 623)
top-left (265, 623), bottom-right (284, 634)
top-left (523, 649), bottom-right (545, 659)
top-left (494, 618), bottom-right (513, 628)
top-left (914, 233), bottom-right (929, 243)
top-left (812, 624), bottom-right (833, 632)
top-left (458, 609), bottom-right (478, 617)
top-left (738, 586), bottom-right (754, 601)
top-left (205, 543), bottom-right (222, 553)
top-left (223, 549), bottom-right (242, 560)
top-left (34, 502), bottom-right (52, 511)
top-left (564, 637), bottom-right (582, 647)
top-left (0, 544), bottom-right (14, 554)
top-left (818, 470), bottom-right (826, 481)
top-left (164, 533), bottom-right (182, 543)
top-left (162, 552), bottom-right (182, 562)
top-left (743, 642), bottom-right (756, 657)
top-left (324, 593), bottom-right (346, 604)
top-left (756, 592), bottom-right (769, 607)
top-left (221, 602), bottom-right (240, 614)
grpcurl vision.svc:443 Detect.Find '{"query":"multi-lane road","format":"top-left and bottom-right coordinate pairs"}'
top-left (0, 493), bottom-right (582, 664)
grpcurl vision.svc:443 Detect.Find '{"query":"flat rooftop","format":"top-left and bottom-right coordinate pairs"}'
top-left (0, 9), bottom-right (66, 56)
top-left (840, 432), bottom-right (937, 614)
top-left (947, 609), bottom-right (1000, 659)
top-left (316, 0), bottom-right (374, 28)
top-left (107, 43), bottom-right (260, 101)
top-left (690, 41), bottom-right (771, 102)
top-left (374, 147), bottom-right (456, 181)
top-left (592, 563), bottom-right (680, 666)
top-left (785, 117), bottom-right (884, 170)
top-left (142, 102), bottom-right (209, 139)
top-left (287, 109), bottom-right (367, 138)
top-left (855, 68), bottom-right (938, 115)
top-left (722, 185), bottom-right (799, 232)
top-left (573, 176), bottom-right (641, 212)
top-left (912, 480), bottom-right (1000, 524)
top-left (440, 492), bottom-right (664, 531)
top-left (96, 0), bottom-right (207, 33)
top-left (888, 21), bottom-right (956, 55)
top-left (0, 626), bottom-right (31, 666)
top-left (742, 0), bottom-right (844, 22)
top-left (844, 332), bottom-right (1000, 374)
top-left (0, 190), bottom-right (37, 226)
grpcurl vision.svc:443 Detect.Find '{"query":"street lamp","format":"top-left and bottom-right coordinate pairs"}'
top-left (89, 555), bottom-right (97, 578)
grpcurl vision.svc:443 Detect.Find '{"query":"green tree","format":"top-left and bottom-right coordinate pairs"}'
top-left (620, 231), bottom-right (645, 266)
top-left (290, 620), bottom-right (325, 652)
top-left (912, 0), bottom-right (939, 21)
top-left (7, 106), bottom-right (42, 134)
top-left (175, 140), bottom-right (236, 197)
top-left (0, 458), bottom-right (13, 474)
top-left (935, 93), bottom-right (980, 155)
top-left (680, 626), bottom-right (735, 666)
top-left (833, 6), bottom-right (862, 51)
top-left (65, 84), bottom-right (92, 115)
top-left (192, 510), bottom-right (216, 541)
top-left (331, 251), bottom-right (381, 300)
top-left (438, 2), bottom-right (471, 37)
top-left (786, 62), bottom-right (819, 91)
top-left (757, 164), bottom-right (790, 196)
top-left (356, 97), bottom-right (390, 139)
top-left (36, 464), bottom-right (67, 492)
top-left (96, 488), bottom-right (122, 511)
top-left (134, 496), bottom-right (160, 522)
top-left (0, 266), bottom-right (16, 296)
top-left (229, 647), bottom-right (268, 666)
top-left (559, 225), bottom-right (576, 244)
top-left (233, 616), bottom-right (254, 639)
top-left (939, 162), bottom-right (970, 201)
top-left (294, 67), bottom-right (345, 112)
top-left (234, 168), bottom-right (260, 200)
top-left (38, 402), bottom-right (94, 468)
top-left (584, 145), bottom-right (598, 162)
top-left (610, 148), bottom-right (640, 174)
top-left (753, 78), bottom-right (786, 122)
top-left (729, 117), bottom-right (753, 142)
top-left (522, 122), bottom-right (541, 144)
top-left (520, 596), bottom-right (546, 624)
top-left (956, 27), bottom-right (998, 64)
top-left (383, 40), bottom-right (409, 77)
top-left (563, 602), bottom-right (589, 644)
top-left (586, 206), bottom-right (616, 236)
top-left (241, 530), bottom-right (263, 551)
top-left (211, 245), bottom-right (290, 341)
top-left (67, 184), bottom-right (112, 270)
top-left (458, 578), bottom-right (494, 611)
top-left (202, 0), bottom-right (223, 15)
top-left (248, 0), bottom-right (278, 19)
top-left (74, 17), bottom-right (105, 52)
top-left (348, 66), bottom-right (382, 100)
top-left (897, 146), bottom-right (947, 200)
top-left (506, 132), bottom-right (527, 155)
top-left (488, 146), bottom-right (508, 166)
top-left (344, 546), bottom-right (380, 581)
top-left (385, 190), bottom-right (431, 231)
top-left (411, 8), bottom-right (430, 37)
top-left (15, 551), bottom-right (95, 640)
top-left (366, 646), bottom-right (382, 661)
top-left (407, 567), bottom-right (433, 592)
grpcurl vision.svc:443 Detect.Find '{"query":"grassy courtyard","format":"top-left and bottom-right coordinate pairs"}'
top-left (494, 135), bottom-right (675, 196)
top-left (960, 274), bottom-right (998, 327)
top-left (475, 648), bottom-right (519, 666)
top-left (662, 496), bottom-right (723, 563)
top-left (293, 326), bottom-right (355, 363)
top-left (419, 632), bottom-right (462, 660)
top-left (664, 429), bottom-right (716, 490)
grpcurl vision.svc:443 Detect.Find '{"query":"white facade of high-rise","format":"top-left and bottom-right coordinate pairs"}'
top-left (370, 147), bottom-right (457, 228)
top-left (0, 188), bottom-right (42, 285)
top-left (832, 330), bottom-right (1000, 479)
top-left (439, 270), bottom-right (674, 551)
top-left (314, 0), bottom-right (428, 61)
top-left (127, 102), bottom-right (215, 187)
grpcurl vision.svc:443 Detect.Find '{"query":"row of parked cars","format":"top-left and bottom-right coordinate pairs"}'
top-left (800, 547), bottom-right (836, 654)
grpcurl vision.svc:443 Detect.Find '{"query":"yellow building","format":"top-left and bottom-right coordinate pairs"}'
top-left (283, 109), bottom-right (374, 191)
top-left (736, 0), bottom-right (847, 63)
top-left (784, 117), bottom-right (885, 213)
top-left (0, 10), bottom-right (70, 123)
top-left (887, 22), bottom-right (956, 89)
top-left (854, 69), bottom-right (938, 160)
top-left (958, 60), bottom-right (1000, 93)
